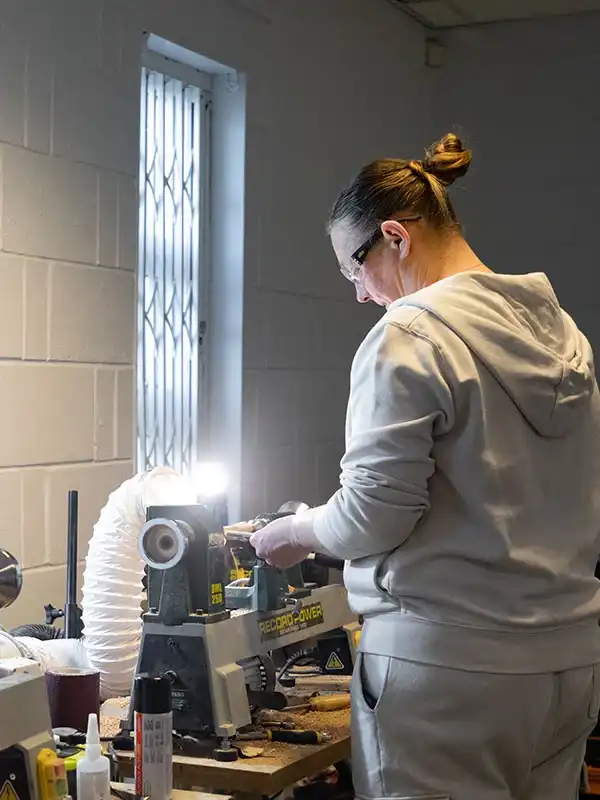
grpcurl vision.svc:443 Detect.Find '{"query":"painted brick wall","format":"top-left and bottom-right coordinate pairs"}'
top-left (0, 0), bottom-right (432, 626)
top-left (0, 1), bottom-right (137, 627)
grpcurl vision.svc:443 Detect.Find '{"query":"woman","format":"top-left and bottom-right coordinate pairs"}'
top-left (250, 134), bottom-right (600, 800)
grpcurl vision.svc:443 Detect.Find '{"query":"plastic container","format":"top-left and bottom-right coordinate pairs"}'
top-left (64, 748), bottom-right (85, 799)
top-left (76, 714), bottom-right (110, 800)
top-left (134, 674), bottom-right (173, 800)
top-left (36, 748), bottom-right (69, 800)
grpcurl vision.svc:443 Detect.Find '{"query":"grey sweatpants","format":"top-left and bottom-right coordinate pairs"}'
top-left (352, 653), bottom-right (600, 800)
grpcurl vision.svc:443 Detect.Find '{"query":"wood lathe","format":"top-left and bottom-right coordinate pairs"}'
top-left (127, 503), bottom-right (360, 760)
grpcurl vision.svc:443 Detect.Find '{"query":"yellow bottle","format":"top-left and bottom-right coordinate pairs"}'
top-left (36, 749), bottom-right (69, 800)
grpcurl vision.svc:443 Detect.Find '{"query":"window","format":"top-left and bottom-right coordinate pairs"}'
top-left (137, 55), bottom-right (212, 475)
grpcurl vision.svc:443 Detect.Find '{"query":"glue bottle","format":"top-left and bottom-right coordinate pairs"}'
top-left (76, 713), bottom-right (110, 800)
top-left (134, 674), bottom-right (173, 800)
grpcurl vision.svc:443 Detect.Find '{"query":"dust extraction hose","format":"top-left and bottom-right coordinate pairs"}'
top-left (80, 467), bottom-right (195, 700)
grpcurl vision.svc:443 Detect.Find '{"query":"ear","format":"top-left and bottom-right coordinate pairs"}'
top-left (381, 219), bottom-right (411, 258)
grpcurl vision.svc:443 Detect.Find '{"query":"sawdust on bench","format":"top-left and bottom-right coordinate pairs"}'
top-left (101, 683), bottom-right (351, 768)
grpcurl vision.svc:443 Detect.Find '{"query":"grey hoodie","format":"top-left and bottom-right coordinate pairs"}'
top-left (314, 272), bottom-right (600, 673)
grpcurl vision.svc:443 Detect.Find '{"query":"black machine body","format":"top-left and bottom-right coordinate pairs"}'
top-left (132, 504), bottom-right (230, 735)
top-left (0, 747), bottom-right (30, 800)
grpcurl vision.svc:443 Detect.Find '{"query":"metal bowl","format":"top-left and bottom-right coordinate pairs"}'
top-left (0, 549), bottom-right (22, 610)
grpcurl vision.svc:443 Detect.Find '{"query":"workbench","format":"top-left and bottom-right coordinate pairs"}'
top-left (585, 765), bottom-right (600, 796)
top-left (112, 784), bottom-right (232, 800)
top-left (114, 709), bottom-right (350, 799)
top-left (106, 677), bottom-right (351, 800)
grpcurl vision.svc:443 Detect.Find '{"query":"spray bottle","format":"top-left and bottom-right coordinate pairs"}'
top-left (134, 674), bottom-right (173, 800)
top-left (76, 713), bottom-right (110, 800)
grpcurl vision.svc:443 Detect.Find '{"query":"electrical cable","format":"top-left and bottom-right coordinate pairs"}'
top-left (277, 650), bottom-right (321, 682)
top-left (287, 670), bottom-right (322, 677)
top-left (10, 623), bottom-right (64, 640)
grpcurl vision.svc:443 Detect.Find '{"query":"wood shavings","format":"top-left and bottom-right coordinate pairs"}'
top-left (236, 707), bottom-right (350, 766)
top-left (101, 697), bottom-right (130, 714)
top-left (237, 745), bottom-right (265, 758)
top-left (108, 684), bottom-right (350, 769)
top-left (100, 696), bottom-right (130, 739)
top-left (101, 715), bottom-right (123, 739)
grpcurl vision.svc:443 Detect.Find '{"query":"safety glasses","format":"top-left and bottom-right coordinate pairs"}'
top-left (342, 215), bottom-right (422, 283)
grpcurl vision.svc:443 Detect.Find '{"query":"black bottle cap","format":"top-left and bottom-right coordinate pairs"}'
top-left (133, 674), bottom-right (172, 714)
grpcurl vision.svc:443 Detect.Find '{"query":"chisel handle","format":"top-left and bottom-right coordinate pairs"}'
top-left (287, 694), bottom-right (351, 712)
top-left (267, 729), bottom-right (332, 744)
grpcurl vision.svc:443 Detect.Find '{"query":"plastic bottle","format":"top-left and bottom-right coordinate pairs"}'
top-left (76, 713), bottom-right (110, 800)
top-left (134, 674), bottom-right (173, 800)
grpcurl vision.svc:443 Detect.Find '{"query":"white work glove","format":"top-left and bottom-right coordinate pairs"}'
top-left (249, 507), bottom-right (324, 569)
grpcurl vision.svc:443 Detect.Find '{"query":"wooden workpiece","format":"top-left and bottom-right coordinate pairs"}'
top-left (585, 766), bottom-right (600, 795)
top-left (105, 677), bottom-right (351, 799)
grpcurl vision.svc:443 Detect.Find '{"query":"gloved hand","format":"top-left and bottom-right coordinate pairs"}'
top-left (249, 507), bottom-right (324, 569)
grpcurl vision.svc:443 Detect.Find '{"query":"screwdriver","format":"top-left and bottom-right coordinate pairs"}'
top-left (236, 729), bottom-right (332, 744)
top-left (285, 694), bottom-right (351, 713)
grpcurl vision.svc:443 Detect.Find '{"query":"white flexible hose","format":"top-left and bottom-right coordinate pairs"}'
top-left (15, 636), bottom-right (92, 671)
top-left (80, 467), bottom-right (195, 700)
top-left (0, 629), bottom-right (25, 660)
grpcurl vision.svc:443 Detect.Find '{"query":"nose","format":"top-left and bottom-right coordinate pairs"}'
top-left (355, 284), bottom-right (370, 303)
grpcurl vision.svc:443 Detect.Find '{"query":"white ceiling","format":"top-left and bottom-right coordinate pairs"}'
top-left (394, 0), bottom-right (600, 27)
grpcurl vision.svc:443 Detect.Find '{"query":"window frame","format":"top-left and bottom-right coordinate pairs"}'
top-left (136, 50), bottom-right (213, 476)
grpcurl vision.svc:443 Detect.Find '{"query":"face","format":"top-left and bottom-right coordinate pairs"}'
top-left (330, 219), bottom-right (417, 307)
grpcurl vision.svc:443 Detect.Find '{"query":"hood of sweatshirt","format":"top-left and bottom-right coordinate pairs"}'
top-left (395, 271), bottom-right (595, 438)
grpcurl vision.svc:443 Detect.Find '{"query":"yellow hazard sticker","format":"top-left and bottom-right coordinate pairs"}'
top-left (0, 781), bottom-right (20, 800)
top-left (325, 651), bottom-right (345, 670)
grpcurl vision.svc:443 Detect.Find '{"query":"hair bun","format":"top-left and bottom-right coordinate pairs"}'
top-left (423, 133), bottom-right (472, 186)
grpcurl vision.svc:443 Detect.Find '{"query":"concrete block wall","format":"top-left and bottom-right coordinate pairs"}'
top-left (0, 1), bottom-right (137, 627)
top-left (434, 13), bottom-right (600, 354)
top-left (0, 0), bottom-right (433, 626)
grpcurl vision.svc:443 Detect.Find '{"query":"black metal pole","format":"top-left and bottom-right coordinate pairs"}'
top-left (65, 489), bottom-right (82, 638)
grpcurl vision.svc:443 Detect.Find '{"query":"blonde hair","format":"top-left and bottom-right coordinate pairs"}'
top-left (328, 133), bottom-right (472, 234)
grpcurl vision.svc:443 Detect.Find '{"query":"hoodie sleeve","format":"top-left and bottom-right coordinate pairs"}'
top-left (313, 319), bottom-right (454, 561)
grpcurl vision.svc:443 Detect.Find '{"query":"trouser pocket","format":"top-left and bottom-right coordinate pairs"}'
top-left (356, 651), bottom-right (391, 711)
top-left (352, 655), bottom-right (452, 799)
top-left (352, 653), bottom-right (390, 798)
top-left (589, 663), bottom-right (600, 720)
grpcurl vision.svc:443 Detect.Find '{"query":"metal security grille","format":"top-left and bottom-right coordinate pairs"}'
top-left (137, 64), bottom-right (211, 475)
